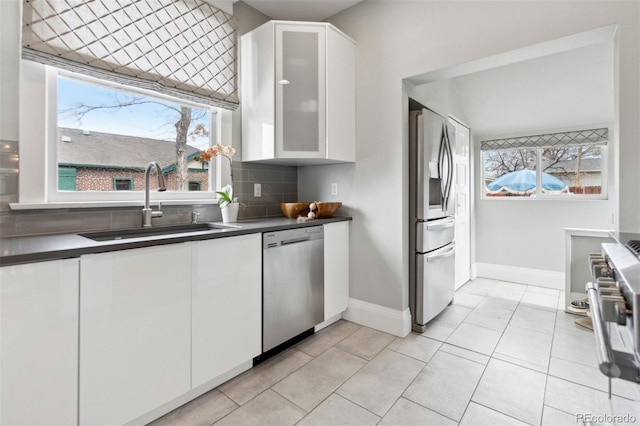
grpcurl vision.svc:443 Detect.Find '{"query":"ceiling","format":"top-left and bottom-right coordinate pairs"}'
top-left (239, 0), bottom-right (363, 21)
top-left (451, 40), bottom-right (614, 137)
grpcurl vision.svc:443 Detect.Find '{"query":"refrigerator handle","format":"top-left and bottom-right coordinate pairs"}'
top-left (425, 244), bottom-right (456, 262)
top-left (438, 124), bottom-right (446, 203)
top-left (447, 126), bottom-right (454, 210)
top-left (442, 124), bottom-right (453, 213)
top-left (426, 217), bottom-right (455, 230)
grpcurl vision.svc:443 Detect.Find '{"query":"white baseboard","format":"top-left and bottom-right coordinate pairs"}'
top-left (342, 298), bottom-right (412, 337)
top-left (475, 262), bottom-right (564, 290)
top-left (315, 313), bottom-right (342, 332)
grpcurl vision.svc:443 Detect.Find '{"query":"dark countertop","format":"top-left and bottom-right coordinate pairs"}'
top-left (0, 216), bottom-right (351, 267)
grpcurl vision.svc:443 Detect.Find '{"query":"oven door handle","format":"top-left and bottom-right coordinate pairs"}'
top-left (586, 282), bottom-right (621, 378)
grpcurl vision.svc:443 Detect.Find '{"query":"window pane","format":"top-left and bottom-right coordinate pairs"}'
top-left (542, 145), bottom-right (603, 195)
top-left (114, 178), bottom-right (133, 191)
top-left (57, 76), bottom-right (215, 192)
top-left (484, 148), bottom-right (537, 197)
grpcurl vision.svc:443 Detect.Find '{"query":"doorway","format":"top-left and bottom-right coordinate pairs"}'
top-left (450, 117), bottom-right (471, 289)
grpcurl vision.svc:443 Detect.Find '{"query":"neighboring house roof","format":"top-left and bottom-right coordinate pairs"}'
top-left (545, 158), bottom-right (601, 173)
top-left (57, 127), bottom-right (200, 170)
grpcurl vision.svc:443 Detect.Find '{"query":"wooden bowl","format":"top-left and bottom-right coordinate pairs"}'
top-left (280, 202), bottom-right (310, 219)
top-left (315, 202), bottom-right (342, 219)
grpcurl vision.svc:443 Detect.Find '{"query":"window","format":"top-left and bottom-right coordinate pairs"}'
top-left (481, 128), bottom-right (608, 199)
top-left (55, 73), bottom-right (219, 198)
top-left (113, 178), bottom-right (134, 191)
top-left (17, 45), bottom-right (235, 208)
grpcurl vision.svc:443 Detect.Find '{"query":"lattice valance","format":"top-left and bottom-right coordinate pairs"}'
top-left (22, 0), bottom-right (239, 110)
top-left (481, 128), bottom-right (608, 151)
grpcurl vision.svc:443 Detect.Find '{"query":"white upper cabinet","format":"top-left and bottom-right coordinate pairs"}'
top-left (242, 21), bottom-right (355, 165)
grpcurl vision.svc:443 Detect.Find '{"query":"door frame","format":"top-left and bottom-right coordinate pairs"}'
top-left (449, 115), bottom-right (472, 289)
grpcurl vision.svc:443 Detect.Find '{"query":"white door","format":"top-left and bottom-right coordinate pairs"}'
top-left (80, 244), bottom-right (191, 425)
top-left (1, 259), bottom-right (79, 426)
top-left (324, 221), bottom-right (350, 319)
top-left (275, 23), bottom-right (326, 159)
top-left (191, 234), bottom-right (262, 388)
top-left (450, 117), bottom-right (471, 289)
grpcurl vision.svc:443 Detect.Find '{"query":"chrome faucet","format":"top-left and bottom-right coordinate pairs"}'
top-left (142, 161), bottom-right (166, 227)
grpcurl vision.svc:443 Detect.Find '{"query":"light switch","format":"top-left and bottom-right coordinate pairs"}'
top-left (331, 183), bottom-right (338, 196)
top-left (254, 183), bottom-right (261, 197)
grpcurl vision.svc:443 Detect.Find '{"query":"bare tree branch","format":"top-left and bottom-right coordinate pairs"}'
top-left (60, 96), bottom-right (182, 121)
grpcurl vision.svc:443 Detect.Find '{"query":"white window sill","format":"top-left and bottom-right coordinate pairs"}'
top-left (10, 199), bottom-right (220, 210)
top-left (480, 196), bottom-right (608, 201)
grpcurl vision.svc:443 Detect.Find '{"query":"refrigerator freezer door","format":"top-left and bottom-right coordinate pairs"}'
top-left (414, 243), bottom-right (456, 331)
top-left (416, 217), bottom-right (455, 253)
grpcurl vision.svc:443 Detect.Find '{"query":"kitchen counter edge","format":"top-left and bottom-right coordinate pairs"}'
top-left (0, 217), bottom-right (352, 267)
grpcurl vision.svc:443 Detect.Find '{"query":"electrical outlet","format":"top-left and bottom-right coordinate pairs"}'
top-left (254, 183), bottom-right (261, 197)
top-left (331, 183), bottom-right (338, 196)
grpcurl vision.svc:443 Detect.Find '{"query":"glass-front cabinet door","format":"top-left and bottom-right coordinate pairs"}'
top-left (275, 24), bottom-right (326, 159)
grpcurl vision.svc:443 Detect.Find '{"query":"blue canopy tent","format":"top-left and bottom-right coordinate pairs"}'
top-left (486, 169), bottom-right (568, 194)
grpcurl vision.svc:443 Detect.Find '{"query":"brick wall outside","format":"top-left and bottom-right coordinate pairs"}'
top-left (74, 168), bottom-right (210, 192)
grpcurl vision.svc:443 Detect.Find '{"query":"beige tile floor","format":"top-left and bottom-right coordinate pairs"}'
top-left (151, 278), bottom-right (640, 426)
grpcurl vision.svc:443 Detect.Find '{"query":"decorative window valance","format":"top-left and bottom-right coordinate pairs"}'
top-left (22, 0), bottom-right (239, 110)
top-left (480, 128), bottom-right (608, 151)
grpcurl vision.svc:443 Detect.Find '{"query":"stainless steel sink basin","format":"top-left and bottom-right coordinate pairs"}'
top-left (80, 223), bottom-right (233, 242)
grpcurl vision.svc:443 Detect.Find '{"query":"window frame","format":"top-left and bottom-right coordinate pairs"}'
top-left (481, 142), bottom-right (608, 201)
top-left (14, 62), bottom-right (232, 209)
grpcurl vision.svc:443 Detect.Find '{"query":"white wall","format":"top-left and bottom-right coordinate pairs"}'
top-left (409, 79), bottom-right (469, 127)
top-left (299, 0), bottom-right (639, 313)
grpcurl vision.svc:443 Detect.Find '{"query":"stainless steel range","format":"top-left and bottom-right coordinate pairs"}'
top-left (586, 232), bottom-right (640, 392)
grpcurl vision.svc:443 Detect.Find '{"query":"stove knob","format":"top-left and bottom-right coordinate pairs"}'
top-left (614, 301), bottom-right (627, 326)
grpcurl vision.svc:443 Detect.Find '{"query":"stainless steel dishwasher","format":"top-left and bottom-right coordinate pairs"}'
top-left (262, 226), bottom-right (324, 354)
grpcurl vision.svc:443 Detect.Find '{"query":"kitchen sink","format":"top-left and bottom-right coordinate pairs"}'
top-left (80, 223), bottom-right (235, 242)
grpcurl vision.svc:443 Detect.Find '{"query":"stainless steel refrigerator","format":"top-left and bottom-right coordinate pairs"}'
top-left (409, 107), bottom-right (456, 333)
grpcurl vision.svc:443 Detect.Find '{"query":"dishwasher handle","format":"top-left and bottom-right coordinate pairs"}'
top-left (264, 226), bottom-right (324, 249)
top-left (281, 236), bottom-right (311, 246)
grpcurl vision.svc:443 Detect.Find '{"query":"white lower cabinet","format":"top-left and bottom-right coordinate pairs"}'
top-left (79, 243), bottom-right (191, 425)
top-left (1, 224), bottom-right (347, 425)
top-left (324, 221), bottom-right (350, 319)
top-left (0, 259), bottom-right (79, 426)
top-left (191, 234), bottom-right (262, 388)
